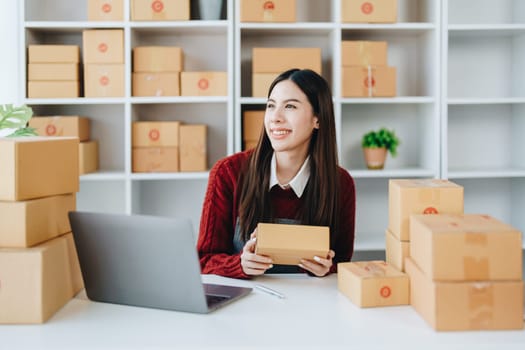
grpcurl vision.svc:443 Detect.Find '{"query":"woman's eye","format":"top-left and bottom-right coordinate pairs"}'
top-left (285, 104), bottom-right (296, 109)
top-left (266, 103), bottom-right (274, 109)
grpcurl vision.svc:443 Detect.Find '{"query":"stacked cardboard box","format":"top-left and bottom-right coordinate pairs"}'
top-left (83, 29), bottom-right (124, 97)
top-left (88, 0), bottom-right (124, 21)
top-left (132, 46), bottom-right (183, 97)
top-left (341, 40), bottom-right (396, 97)
top-left (252, 47), bottom-right (322, 97)
top-left (181, 71), bottom-right (227, 96)
top-left (341, 0), bottom-right (397, 23)
top-left (27, 45), bottom-right (80, 98)
top-left (240, 0), bottom-right (296, 22)
top-left (242, 110), bottom-right (264, 150)
top-left (0, 137), bottom-right (83, 323)
top-left (28, 116), bottom-right (99, 175)
top-left (131, 0), bottom-right (190, 21)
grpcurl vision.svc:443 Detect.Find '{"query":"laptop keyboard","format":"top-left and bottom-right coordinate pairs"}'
top-left (206, 294), bottom-right (230, 307)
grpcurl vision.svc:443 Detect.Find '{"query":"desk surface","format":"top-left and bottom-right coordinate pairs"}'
top-left (1, 274), bottom-right (524, 350)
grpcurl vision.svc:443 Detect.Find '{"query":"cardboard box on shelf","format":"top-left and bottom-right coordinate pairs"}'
top-left (243, 110), bottom-right (265, 142)
top-left (132, 121), bottom-right (180, 147)
top-left (0, 194), bottom-right (75, 248)
top-left (79, 141), bottom-right (99, 175)
top-left (240, 0), bottom-right (296, 22)
top-left (28, 45), bottom-right (80, 63)
top-left (342, 66), bottom-right (396, 97)
top-left (410, 213), bottom-right (523, 281)
top-left (132, 147), bottom-right (179, 172)
top-left (29, 116), bottom-right (90, 142)
top-left (252, 72), bottom-right (278, 97)
top-left (84, 64), bottom-right (125, 97)
top-left (0, 137), bottom-right (79, 201)
top-left (88, 0), bottom-right (124, 21)
top-left (341, 41), bottom-right (388, 66)
top-left (179, 124), bottom-right (207, 172)
top-left (252, 48), bottom-right (322, 74)
top-left (388, 179), bottom-right (464, 241)
top-left (0, 233), bottom-right (83, 324)
top-left (385, 228), bottom-right (409, 272)
top-left (82, 29), bottom-right (124, 64)
top-left (341, 0), bottom-right (397, 23)
top-left (132, 72), bottom-right (180, 97)
top-left (131, 0), bottom-right (190, 21)
top-left (405, 257), bottom-right (524, 331)
top-left (180, 72), bottom-right (227, 96)
top-left (132, 46), bottom-right (184, 73)
top-left (27, 81), bottom-right (80, 99)
top-left (28, 63), bottom-right (79, 81)
top-left (338, 260), bottom-right (409, 307)
top-left (255, 223), bottom-right (329, 265)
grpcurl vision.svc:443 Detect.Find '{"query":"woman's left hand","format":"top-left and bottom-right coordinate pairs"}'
top-left (299, 250), bottom-right (335, 277)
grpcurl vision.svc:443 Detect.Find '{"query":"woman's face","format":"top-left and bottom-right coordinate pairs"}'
top-left (264, 80), bottom-right (319, 157)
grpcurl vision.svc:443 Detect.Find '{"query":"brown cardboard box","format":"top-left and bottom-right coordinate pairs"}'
top-left (132, 72), bottom-right (180, 97)
top-left (180, 72), bottom-right (227, 96)
top-left (88, 0), bottom-right (124, 21)
top-left (342, 66), bottom-right (396, 97)
top-left (79, 141), bottom-right (99, 175)
top-left (82, 29), bottom-right (124, 64)
top-left (133, 46), bottom-right (184, 73)
top-left (244, 140), bottom-right (258, 150)
top-left (27, 81), bottom-right (80, 98)
top-left (0, 137), bottom-right (79, 201)
top-left (252, 48), bottom-right (322, 74)
top-left (0, 194), bottom-right (75, 248)
top-left (243, 110), bottom-right (265, 141)
top-left (0, 233), bottom-right (83, 324)
top-left (341, 41), bottom-right (388, 66)
top-left (131, 0), bottom-right (190, 21)
top-left (132, 147), bottom-right (179, 172)
top-left (385, 228), bottom-right (409, 272)
top-left (252, 72), bottom-right (278, 97)
top-left (388, 179), bottom-right (464, 241)
top-left (255, 223), bottom-right (329, 265)
top-left (341, 0), bottom-right (397, 23)
top-left (338, 260), bottom-right (409, 307)
top-left (410, 214), bottom-right (523, 281)
top-left (29, 116), bottom-right (90, 142)
top-left (405, 257), bottom-right (524, 331)
top-left (240, 0), bottom-right (296, 22)
top-left (28, 63), bottom-right (79, 81)
top-left (28, 45), bottom-right (80, 63)
top-left (84, 64), bottom-right (125, 97)
top-left (179, 124), bottom-right (207, 172)
top-left (132, 121), bottom-right (180, 147)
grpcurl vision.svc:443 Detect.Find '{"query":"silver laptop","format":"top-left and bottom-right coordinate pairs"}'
top-left (68, 211), bottom-right (252, 314)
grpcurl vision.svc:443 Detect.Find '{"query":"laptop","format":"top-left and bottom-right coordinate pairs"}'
top-left (68, 211), bottom-right (252, 314)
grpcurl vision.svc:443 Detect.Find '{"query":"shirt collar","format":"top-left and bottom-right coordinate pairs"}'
top-left (269, 153), bottom-right (310, 198)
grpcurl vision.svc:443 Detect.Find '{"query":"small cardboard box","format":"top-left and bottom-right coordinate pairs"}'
top-left (252, 72), bottom-right (278, 97)
top-left (132, 147), bottom-right (179, 172)
top-left (27, 81), bottom-right (80, 98)
top-left (82, 29), bottom-right (124, 64)
top-left (338, 260), bottom-right (409, 307)
top-left (88, 0), bottom-right (124, 21)
top-left (240, 0), bottom-right (296, 22)
top-left (341, 41), bottom-right (388, 66)
top-left (342, 66), bottom-right (396, 97)
top-left (133, 46), bottom-right (184, 73)
top-left (0, 194), bottom-right (75, 248)
top-left (388, 179), bottom-right (464, 241)
top-left (180, 72), bottom-right (227, 96)
top-left (405, 257), bottom-right (524, 331)
top-left (132, 121), bottom-right (180, 147)
top-left (179, 124), bottom-right (207, 172)
top-left (131, 0), bottom-right (190, 21)
top-left (132, 72), bottom-right (180, 97)
top-left (28, 45), bottom-right (80, 63)
top-left (255, 223), bottom-right (329, 265)
top-left (79, 141), bottom-right (99, 175)
top-left (29, 116), bottom-right (90, 142)
top-left (28, 63), bottom-right (79, 81)
top-left (252, 48), bottom-right (322, 74)
top-left (0, 137), bottom-right (79, 201)
top-left (84, 64), bottom-right (125, 97)
top-left (385, 228), bottom-right (409, 272)
top-left (243, 110), bottom-right (265, 141)
top-left (410, 214), bottom-right (523, 281)
top-left (341, 0), bottom-right (397, 23)
top-left (0, 233), bottom-right (83, 324)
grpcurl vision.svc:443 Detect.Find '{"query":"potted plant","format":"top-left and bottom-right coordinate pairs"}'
top-left (0, 104), bottom-right (37, 137)
top-left (361, 127), bottom-right (400, 170)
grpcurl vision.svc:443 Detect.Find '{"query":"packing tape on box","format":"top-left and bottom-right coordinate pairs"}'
top-left (418, 188), bottom-right (441, 205)
top-left (366, 66), bottom-right (373, 97)
top-left (361, 261), bottom-right (387, 277)
top-left (468, 282), bottom-right (494, 328)
top-left (358, 42), bottom-right (373, 66)
top-left (463, 232), bottom-right (489, 279)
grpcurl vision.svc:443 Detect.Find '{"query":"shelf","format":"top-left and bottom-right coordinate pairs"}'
top-left (80, 171), bottom-right (126, 181)
top-left (130, 172), bottom-right (210, 181)
top-left (341, 22), bottom-right (435, 32)
top-left (24, 21), bottom-right (125, 30)
top-left (448, 97), bottom-right (525, 105)
top-left (24, 98), bottom-right (126, 105)
top-left (130, 96), bottom-right (229, 104)
top-left (447, 169), bottom-right (525, 179)
top-left (341, 97), bottom-right (435, 104)
top-left (448, 24), bottom-right (525, 37)
top-left (240, 22), bottom-right (335, 33)
top-left (350, 168), bottom-right (436, 179)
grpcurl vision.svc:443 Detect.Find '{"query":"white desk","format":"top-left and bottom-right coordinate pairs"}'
top-left (1, 274), bottom-right (524, 349)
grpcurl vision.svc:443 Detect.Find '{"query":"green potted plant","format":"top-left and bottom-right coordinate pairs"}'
top-left (361, 127), bottom-right (400, 170)
top-left (0, 104), bottom-right (37, 137)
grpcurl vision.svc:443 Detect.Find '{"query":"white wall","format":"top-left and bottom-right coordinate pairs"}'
top-left (0, 2), bottom-right (20, 104)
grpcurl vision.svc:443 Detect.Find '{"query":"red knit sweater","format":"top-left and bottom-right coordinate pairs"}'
top-left (197, 150), bottom-right (356, 279)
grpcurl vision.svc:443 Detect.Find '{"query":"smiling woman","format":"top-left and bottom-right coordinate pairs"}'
top-left (197, 68), bottom-right (356, 280)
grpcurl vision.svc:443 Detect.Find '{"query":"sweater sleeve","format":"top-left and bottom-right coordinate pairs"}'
top-left (197, 155), bottom-right (250, 279)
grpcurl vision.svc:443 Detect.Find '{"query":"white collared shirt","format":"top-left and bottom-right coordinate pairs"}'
top-left (269, 153), bottom-right (310, 198)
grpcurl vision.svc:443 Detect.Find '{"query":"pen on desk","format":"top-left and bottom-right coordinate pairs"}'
top-left (254, 284), bottom-right (286, 299)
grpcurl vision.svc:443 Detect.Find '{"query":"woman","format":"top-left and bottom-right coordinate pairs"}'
top-left (197, 68), bottom-right (355, 279)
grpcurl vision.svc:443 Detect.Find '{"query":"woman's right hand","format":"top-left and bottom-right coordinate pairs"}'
top-left (240, 230), bottom-right (273, 276)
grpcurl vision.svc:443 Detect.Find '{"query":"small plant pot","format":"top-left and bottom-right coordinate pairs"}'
top-left (363, 147), bottom-right (387, 170)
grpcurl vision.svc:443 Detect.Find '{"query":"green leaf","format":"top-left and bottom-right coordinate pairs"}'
top-left (0, 104), bottom-right (35, 136)
top-left (361, 127), bottom-right (400, 157)
top-left (7, 127), bottom-right (38, 137)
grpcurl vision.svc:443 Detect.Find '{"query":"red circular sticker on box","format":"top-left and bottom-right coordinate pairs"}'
top-left (361, 2), bottom-right (374, 14)
top-left (46, 124), bottom-right (57, 136)
top-left (98, 43), bottom-right (108, 53)
top-left (263, 1), bottom-right (275, 10)
top-left (380, 286), bottom-right (391, 298)
top-left (149, 129), bottom-right (160, 141)
top-left (363, 76), bottom-right (375, 88)
top-left (152, 0), bottom-right (164, 13)
top-left (100, 75), bottom-right (110, 86)
top-left (102, 3), bottom-right (112, 13)
top-left (423, 207), bottom-right (438, 214)
top-left (198, 78), bottom-right (209, 90)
